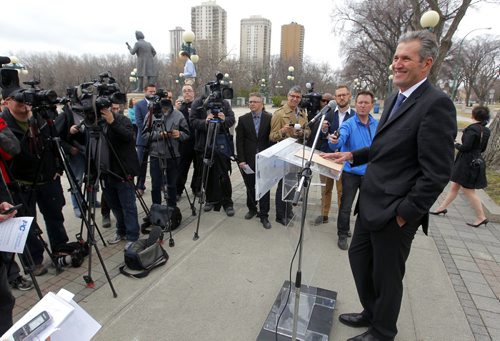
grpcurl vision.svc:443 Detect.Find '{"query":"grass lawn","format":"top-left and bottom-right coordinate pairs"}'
top-left (486, 169), bottom-right (500, 205)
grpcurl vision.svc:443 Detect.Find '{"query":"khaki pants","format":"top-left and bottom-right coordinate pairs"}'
top-left (319, 174), bottom-right (342, 217)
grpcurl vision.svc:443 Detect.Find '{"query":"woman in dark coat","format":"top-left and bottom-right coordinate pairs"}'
top-left (431, 106), bottom-right (491, 227)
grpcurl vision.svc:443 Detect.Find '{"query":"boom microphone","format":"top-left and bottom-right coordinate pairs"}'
top-left (0, 56), bottom-right (11, 65)
top-left (307, 100), bottom-right (337, 126)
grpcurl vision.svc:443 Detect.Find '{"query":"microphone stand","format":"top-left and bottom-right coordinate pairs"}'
top-left (289, 112), bottom-right (327, 341)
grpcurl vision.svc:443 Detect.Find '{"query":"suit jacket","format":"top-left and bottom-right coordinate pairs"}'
top-left (236, 111), bottom-right (272, 171)
top-left (316, 108), bottom-right (356, 151)
top-left (134, 99), bottom-right (148, 147)
top-left (352, 80), bottom-right (457, 234)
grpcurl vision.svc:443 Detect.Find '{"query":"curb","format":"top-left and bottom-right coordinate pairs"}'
top-left (478, 188), bottom-right (500, 223)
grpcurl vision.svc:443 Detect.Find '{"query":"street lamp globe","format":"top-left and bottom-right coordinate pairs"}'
top-left (420, 10), bottom-right (440, 30)
top-left (288, 66), bottom-right (295, 73)
top-left (9, 56), bottom-right (18, 64)
top-left (182, 31), bottom-right (195, 44)
top-left (388, 75), bottom-right (394, 80)
top-left (191, 54), bottom-right (199, 63)
top-left (179, 73), bottom-right (184, 78)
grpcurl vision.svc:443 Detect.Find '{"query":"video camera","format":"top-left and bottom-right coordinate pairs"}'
top-left (202, 72), bottom-right (233, 115)
top-left (146, 88), bottom-right (172, 119)
top-left (70, 72), bottom-right (127, 126)
top-left (1, 57), bottom-right (60, 120)
top-left (300, 82), bottom-right (322, 120)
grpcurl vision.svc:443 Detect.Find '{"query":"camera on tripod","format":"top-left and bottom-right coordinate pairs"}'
top-left (300, 82), bottom-right (322, 120)
top-left (202, 72), bottom-right (233, 116)
top-left (71, 72), bottom-right (127, 126)
top-left (146, 88), bottom-right (172, 119)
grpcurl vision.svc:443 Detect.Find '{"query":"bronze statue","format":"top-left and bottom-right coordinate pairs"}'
top-left (126, 31), bottom-right (157, 92)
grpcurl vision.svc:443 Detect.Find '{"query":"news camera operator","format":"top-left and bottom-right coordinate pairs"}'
top-left (175, 84), bottom-right (200, 199)
top-left (96, 101), bottom-right (141, 248)
top-left (141, 97), bottom-right (190, 209)
top-left (189, 82), bottom-right (236, 216)
top-left (1, 87), bottom-right (70, 276)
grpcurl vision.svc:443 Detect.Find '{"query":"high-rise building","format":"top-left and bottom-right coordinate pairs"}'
top-left (280, 22), bottom-right (305, 67)
top-left (240, 15), bottom-right (271, 67)
top-left (191, 0), bottom-right (227, 60)
top-left (169, 26), bottom-right (185, 60)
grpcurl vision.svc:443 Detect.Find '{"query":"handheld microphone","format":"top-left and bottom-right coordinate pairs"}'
top-left (0, 56), bottom-right (11, 65)
top-left (307, 100), bottom-right (337, 126)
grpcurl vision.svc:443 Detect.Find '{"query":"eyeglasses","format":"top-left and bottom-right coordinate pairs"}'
top-left (288, 94), bottom-right (301, 99)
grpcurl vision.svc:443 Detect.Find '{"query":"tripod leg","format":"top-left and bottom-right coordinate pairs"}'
top-left (193, 121), bottom-right (219, 240)
top-left (18, 247), bottom-right (43, 299)
top-left (183, 186), bottom-right (196, 216)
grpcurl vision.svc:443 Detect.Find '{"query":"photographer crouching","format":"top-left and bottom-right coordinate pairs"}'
top-left (95, 100), bottom-right (141, 248)
top-left (190, 73), bottom-right (235, 216)
top-left (141, 93), bottom-right (190, 209)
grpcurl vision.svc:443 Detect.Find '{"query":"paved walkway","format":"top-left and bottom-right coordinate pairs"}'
top-left (7, 107), bottom-right (500, 340)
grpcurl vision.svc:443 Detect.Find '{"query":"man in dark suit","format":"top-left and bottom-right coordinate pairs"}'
top-left (324, 30), bottom-right (457, 341)
top-left (135, 84), bottom-right (156, 195)
top-left (236, 93), bottom-right (273, 229)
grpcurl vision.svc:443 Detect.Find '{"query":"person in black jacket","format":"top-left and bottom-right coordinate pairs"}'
top-left (1, 88), bottom-right (70, 276)
top-left (236, 93), bottom-right (272, 229)
top-left (189, 95), bottom-right (235, 216)
top-left (92, 102), bottom-right (141, 249)
top-left (431, 105), bottom-right (491, 227)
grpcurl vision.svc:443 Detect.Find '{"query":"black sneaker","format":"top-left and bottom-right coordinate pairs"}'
top-left (338, 237), bottom-right (349, 250)
top-left (10, 276), bottom-right (33, 291)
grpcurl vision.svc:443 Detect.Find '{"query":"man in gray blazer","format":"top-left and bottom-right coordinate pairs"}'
top-left (324, 30), bottom-right (457, 341)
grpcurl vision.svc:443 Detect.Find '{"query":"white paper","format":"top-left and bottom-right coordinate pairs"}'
top-left (242, 164), bottom-right (255, 175)
top-left (1, 291), bottom-right (74, 341)
top-left (1, 290), bottom-right (101, 341)
top-left (0, 216), bottom-right (34, 253)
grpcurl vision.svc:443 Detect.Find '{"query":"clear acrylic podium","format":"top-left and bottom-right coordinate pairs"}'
top-left (255, 138), bottom-right (343, 202)
top-left (255, 138), bottom-right (343, 341)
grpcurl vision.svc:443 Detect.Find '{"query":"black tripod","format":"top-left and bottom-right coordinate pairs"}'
top-left (193, 118), bottom-right (223, 241)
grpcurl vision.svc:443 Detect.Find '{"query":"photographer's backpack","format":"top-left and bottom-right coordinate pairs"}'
top-left (119, 226), bottom-right (169, 278)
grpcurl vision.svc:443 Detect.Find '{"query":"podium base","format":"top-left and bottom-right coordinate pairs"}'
top-left (257, 281), bottom-right (337, 341)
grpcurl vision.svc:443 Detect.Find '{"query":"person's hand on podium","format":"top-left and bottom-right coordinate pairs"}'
top-left (319, 151), bottom-right (353, 164)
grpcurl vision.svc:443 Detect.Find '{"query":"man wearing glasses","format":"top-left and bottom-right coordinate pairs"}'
top-left (313, 85), bottom-right (355, 226)
top-left (269, 86), bottom-right (309, 226)
top-left (236, 93), bottom-right (272, 229)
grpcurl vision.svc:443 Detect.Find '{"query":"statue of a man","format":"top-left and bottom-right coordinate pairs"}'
top-left (126, 31), bottom-right (157, 92)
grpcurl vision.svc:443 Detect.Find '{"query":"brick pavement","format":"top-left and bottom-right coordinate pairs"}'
top-left (431, 188), bottom-right (500, 341)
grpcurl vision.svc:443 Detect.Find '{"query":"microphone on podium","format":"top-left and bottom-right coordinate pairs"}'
top-left (307, 100), bottom-right (337, 126)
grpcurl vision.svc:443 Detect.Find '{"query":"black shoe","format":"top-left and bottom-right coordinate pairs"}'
top-left (10, 276), bottom-right (33, 291)
top-left (338, 236), bottom-right (348, 250)
top-left (225, 206), bottom-right (235, 217)
top-left (261, 217), bottom-right (272, 229)
top-left (275, 217), bottom-right (292, 226)
top-left (204, 203), bottom-right (214, 212)
top-left (429, 209), bottom-right (447, 216)
top-left (313, 215), bottom-right (328, 225)
top-left (347, 331), bottom-right (385, 341)
top-left (245, 211), bottom-right (257, 220)
top-left (466, 219), bottom-right (488, 228)
top-left (339, 313), bottom-right (370, 328)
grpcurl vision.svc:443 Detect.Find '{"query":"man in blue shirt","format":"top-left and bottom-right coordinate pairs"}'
top-left (321, 90), bottom-right (379, 250)
top-left (180, 51), bottom-right (196, 85)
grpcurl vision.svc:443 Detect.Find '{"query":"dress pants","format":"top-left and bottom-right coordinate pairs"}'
top-left (319, 174), bottom-right (342, 216)
top-left (337, 172), bottom-right (363, 237)
top-left (349, 216), bottom-right (419, 340)
top-left (242, 172), bottom-right (270, 218)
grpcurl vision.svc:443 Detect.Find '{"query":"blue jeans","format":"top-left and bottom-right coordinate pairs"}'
top-left (150, 157), bottom-right (178, 207)
top-left (337, 172), bottom-right (363, 237)
top-left (102, 178), bottom-right (140, 242)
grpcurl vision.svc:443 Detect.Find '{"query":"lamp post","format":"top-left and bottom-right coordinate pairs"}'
top-left (275, 81), bottom-right (283, 96)
top-left (420, 10), bottom-right (440, 32)
top-left (387, 75), bottom-right (394, 95)
top-left (287, 66), bottom-right (295, 87)
top-left (181, 31), bottom-right (199, 64)
top-left (129, 68), bottom-right (138, 92)
top-left (260, 78), bottom-right (269, 104)
top-left (5, 56), bottom-right (29, 75)
top-left (353, 78), bottom-right (361, 99)
top-left (449, 27), bottom-right (492, 102)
